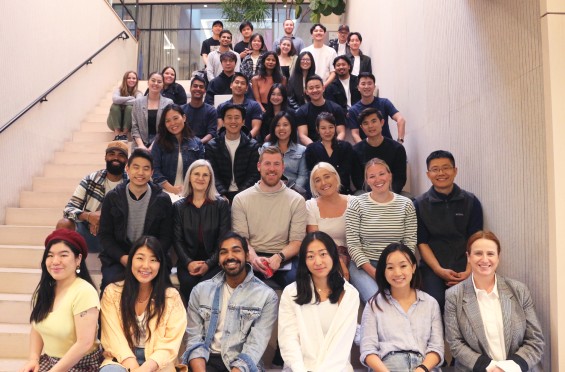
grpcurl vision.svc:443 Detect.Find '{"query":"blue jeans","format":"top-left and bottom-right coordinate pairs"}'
top-left (100, 348), bottom-right (145, 371)
top-left (348, 260), bottom-right (378, 303)
top-left (382, 351), bottom-right (423, 372)
top-left (76, 221), bottom-right (100, 253)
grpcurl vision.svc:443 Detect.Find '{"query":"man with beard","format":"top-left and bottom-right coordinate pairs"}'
top-left (324, 55), bottom-right (361, 112)
top-left (181, 75), bottom-right (217, 144)
top-left (232, 146), bottom-right (307, 287)
top-left (184, 231), bottom-right (278, 372)
top-left (63, 141), bottom-right (129, 252)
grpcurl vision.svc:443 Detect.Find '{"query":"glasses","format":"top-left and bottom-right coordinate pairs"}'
top-left (428, 166), bottom-right (454, 174)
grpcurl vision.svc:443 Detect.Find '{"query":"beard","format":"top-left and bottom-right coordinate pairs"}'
top-left (106, 160), bottom-right (126, 176)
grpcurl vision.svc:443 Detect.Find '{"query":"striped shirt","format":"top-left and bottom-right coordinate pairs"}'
top-left (345, 193), bottom-right (417, 267)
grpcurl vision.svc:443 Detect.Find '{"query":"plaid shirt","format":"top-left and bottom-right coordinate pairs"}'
top-left (63, 169), bottom-right (127, 221)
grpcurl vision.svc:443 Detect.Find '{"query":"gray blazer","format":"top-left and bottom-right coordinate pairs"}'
top-left (131, 95), bottom-right (173, 148)
top-left (445, 276), bottom-right (544, 371)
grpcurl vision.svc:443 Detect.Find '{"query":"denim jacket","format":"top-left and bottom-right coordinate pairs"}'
top-left (151, 136), bottom-right (205, 185)
top-left (261, 142), bottom-right (308, 189)
top-left (183, 265), bottom-right (278, 372)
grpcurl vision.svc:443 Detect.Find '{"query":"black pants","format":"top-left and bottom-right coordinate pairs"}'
top-left (177, 264), bottom-right (221, 305)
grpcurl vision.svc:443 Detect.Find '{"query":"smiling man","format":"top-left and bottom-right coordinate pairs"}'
top-left (181, 76), bottom-right (217, 144)
top-left (98, 148), bottom-right (173, 291)
top-left (63, 141), bottom-right (129, 252)
top-left (232, 146), bottom-right (307, 288)
top-left (324, 55), bottom-right (361, 111)
top-left (414, 150), bottom-right (483, 312)
top-left (183, 231), bottom-right (278, 372)
top-left (206, 30), bottom-right (241, 82)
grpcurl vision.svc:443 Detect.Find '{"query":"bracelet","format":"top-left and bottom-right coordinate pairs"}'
top-left (417, 364), bottom-right (429, 372)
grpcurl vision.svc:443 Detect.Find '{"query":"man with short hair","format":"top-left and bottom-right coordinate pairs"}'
top-left (234, 20), bottom-right (254, 59)
top-left (232, 146), bottom-right (307, 287)
top-left (205, 103), bottom-right (260, 202)
top-left (182, 75), bottom-right (217, 144)
top-left (324, 55), bottom-right (361, 112)
top-left (352, 108), bottom-right (407, 194)
top-left (63, 141), bottom-right (129, 252)
top-left (217, 72), bottom-right (262, 139)
top-left (329, 24), bottom-right (350, 55)
top-left (205, 51), bottom-right (238, 106)
top-left (201, 20), bottom-right (224, 67)
top-left (302, 23), bottom-right (337, 87)
top-left (348, 72), bottom-right (406, 144)
top-left (296, 75), bottom-right (346, 145)
top-left (272, 18), bottom-right (305, 54)
top-left (415, 150), bottom-right (483, 312)
top-left (98, 148), bottom-right (173, 290)
top-left (183, 231), bottom-right (278, 372)
top-left (206, 30), bottom-right (241, 82)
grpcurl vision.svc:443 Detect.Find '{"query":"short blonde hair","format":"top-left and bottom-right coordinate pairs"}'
top-left (182, 159), bottom-right (219, 201)
top-left (309, 162), bottom-right (341, 197)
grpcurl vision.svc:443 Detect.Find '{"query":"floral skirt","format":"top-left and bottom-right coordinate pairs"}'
top-left (39, 347), bottom-right (103, 372)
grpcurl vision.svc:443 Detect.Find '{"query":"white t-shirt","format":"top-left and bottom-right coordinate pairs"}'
top-left (339, 77), bottom-right (352, 108)
top-left (318, 299), bottom-right (338, 335)
top-left (302, 44), bottom-right (337, 82)
top-left (225, 136), bottom-right (241, 192)
top-left (352, 55), bottom-right (361, 76)
top-left (211, 282), bottom-right (235, 353)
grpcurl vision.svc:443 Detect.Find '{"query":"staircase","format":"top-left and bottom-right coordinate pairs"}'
top-left (0, 88), bottom-right (116, 371)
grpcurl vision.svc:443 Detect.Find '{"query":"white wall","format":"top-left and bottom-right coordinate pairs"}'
top-left (346, 0), bottom-right (550, 368)
top-left (0, 0), bottom-right (137, 223)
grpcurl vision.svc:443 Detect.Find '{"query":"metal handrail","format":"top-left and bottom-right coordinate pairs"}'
top-left (0, 30), bottom-right (130, 134)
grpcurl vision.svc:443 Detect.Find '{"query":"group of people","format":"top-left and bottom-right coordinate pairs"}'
top-left (24, 19), bottom-right (545, 372)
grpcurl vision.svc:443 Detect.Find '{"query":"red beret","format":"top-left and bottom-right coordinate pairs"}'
top-left (44, 229), bottom-right (88, 259)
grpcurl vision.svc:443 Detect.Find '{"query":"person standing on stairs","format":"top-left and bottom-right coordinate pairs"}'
top-left (63, 141), bottom-right (129, 253)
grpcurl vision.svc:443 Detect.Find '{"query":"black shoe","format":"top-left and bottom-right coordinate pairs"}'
top-left (118, 134), bottom-right (128, 141)
top-left (113, 135), bottom-right (121, 140)
top-left (272, 345), bottom-right (284, 367)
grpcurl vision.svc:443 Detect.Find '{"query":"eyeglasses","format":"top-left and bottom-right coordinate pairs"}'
top-left (428, 166), bottom-right (454, 174)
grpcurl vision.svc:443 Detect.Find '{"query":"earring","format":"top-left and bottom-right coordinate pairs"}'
top-left (76, 266), bottom-right (81, 274)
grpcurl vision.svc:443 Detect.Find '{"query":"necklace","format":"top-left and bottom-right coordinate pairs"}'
top-left (316, 287), bottom-right (331, 294)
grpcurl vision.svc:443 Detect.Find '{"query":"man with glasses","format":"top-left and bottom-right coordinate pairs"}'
top-left (414, 150), bottom-right (483, 312)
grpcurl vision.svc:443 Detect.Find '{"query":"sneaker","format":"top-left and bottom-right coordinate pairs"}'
top-left (113, 135), bottom-right (121, 141)
top-left (118, 134), bottom-right (128, 141)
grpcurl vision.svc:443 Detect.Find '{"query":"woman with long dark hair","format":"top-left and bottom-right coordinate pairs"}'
top-left (151, 104), bottom-right (204, 196)
top-left (304, 112), bottom-right (363, 194)
top-left (252, 51), bottom-right (287, 112)
top-left (107, 70), bottom-right (142, 141)
top-left (260, 84), bottom-right (293, 142)
top-left (287, 51), bottom-right (316, 110)
top-left (278, 231), bottom-right (359, 371)
top-left (360, 243), bottom-right (443, 371)
top-left (20, 229), bottom-right (102, 372)
top-left (261, 110), bottom-right (307, 189)
top-left (173, 159), bottom-right (231, 304)
top-left (160, 66), bottom-right (187, 105)
top-left (100, 236), bottom-right (186, 371)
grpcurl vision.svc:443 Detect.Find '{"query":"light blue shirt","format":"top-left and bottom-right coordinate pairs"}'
top-left (261, 141), bottom-right (308, 189)
top-left (360, 289), bottom-right (444, 366)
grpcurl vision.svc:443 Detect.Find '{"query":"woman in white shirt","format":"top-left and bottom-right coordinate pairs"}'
top-left (278, 231), bottom-right (359, 372)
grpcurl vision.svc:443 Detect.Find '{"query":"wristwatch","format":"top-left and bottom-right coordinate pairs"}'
top-left (277, 252), bottom-right (286, 263)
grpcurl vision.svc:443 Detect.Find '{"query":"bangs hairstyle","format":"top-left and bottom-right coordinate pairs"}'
top-left (181, 159), bottom-right (219, 201)
top-left (358, 107), bottom-right (383, 125)
top-left (119, 236), bottom-right (174, 350)
top-left (269, 110), bottom-right (297, 145)
top-left (248, 33), bottom-right (266, 51)
top-left (277, 36), bottom-right (297, 56)
top-left (294, 231), bottom-right (344, 305)
top-left (370, 243), bottom-right (420, 311)
top-left (309, 162), bottom-right (341, 198)
top-left (120, 70), bottom-right (139, 97)
top-left (30, 239), bottom-right (95, 323)
top-left (156, 104), bottom-right (192, 152)
top-left (128, 148), bottom-right (154, 169)
top-left (466, 230), bottom-right (501, 255)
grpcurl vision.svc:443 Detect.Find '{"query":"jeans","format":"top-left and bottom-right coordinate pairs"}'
top-left (381, 351), bottom-right (423, 372)
top-left (348, 260), bottom-right (379, 303)
top-left (420, 262), bottom-right (448, 314)
top-left (76, 221), bottom-right (100, 253)
top-left (100, 263), bottom-right (125, 294)
top-left (99, 347), bottom-right (145, 371)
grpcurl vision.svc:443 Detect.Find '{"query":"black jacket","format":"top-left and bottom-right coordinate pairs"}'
top-left (173, 197), bottom-right (231, 268)
top-left (324, 75), bottom-right (361, 112)
top-left (346, 52), bottom-right (372, 74)
top-left (204, 127), bottom-right (260, 196)
top-left (98, 182), bottom-right (173, 266)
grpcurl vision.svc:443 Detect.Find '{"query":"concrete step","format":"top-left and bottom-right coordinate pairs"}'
top-left (0, 358), bottom-right (27, 372)
top-left (84, 113), bottom-right (108, 122)
top-left (93, 104), bottom-right (112, 115)
top-left (0, 269), bottom-right (102, 294)
top-left (63, 142), bottom-right (113, 153)
top-left (73, 131), bottom-right (114, 143)
top-left (80, 122), bottom-right (111, 132)
top-left (0, 294), bottom-right (32, 324)
top-left (32, 177), bottom-right (80, 192)
top-left (0, 324), bottom-right (29, 358)
top-left (0, 246), bottom-right (43, 269)
top-left (0, 226), bottom-right (53, 246)
top-left (44, 164), bottom-right (101, 178)
top-left (20, 191), bottom-right (71, 209)
top-left (5, 208), bottom-right (61, 226)
top-left (53, 151), bottom-right (105, 165)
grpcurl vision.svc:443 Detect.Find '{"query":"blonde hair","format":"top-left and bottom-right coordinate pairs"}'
top-left (364, 158), bottom-right (392, 191)
top-left (309, 162), bottom-right (341, 197)
top-left (182, 160), bottom-right (219, 201)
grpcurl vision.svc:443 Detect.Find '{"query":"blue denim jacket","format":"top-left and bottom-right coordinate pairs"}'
top-left (183, 265), bottom-right (278, 372)
top-left (151, 136), bottom-right (205, 185)
top-left (261, 142), bottom-right (308, 189)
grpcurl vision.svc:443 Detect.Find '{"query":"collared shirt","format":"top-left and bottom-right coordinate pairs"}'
top-left (359, 289), bottom-right (444, 366)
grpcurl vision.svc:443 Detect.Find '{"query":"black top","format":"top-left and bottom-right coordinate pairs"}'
top-left (148, 109), bottom-right (158, 136)
top-left (295, 100), bottom-right (346, 142)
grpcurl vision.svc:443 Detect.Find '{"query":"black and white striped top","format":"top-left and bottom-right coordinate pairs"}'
top-left (345, 192), bottom-right (417, 267)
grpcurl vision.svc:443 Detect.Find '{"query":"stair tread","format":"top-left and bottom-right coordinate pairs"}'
top-left (0, 294), bottom-right (32, 301)
top-left (0, 323), bottom-right (30, 333)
